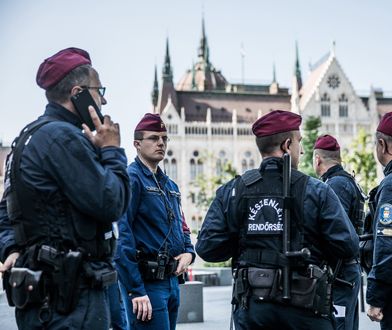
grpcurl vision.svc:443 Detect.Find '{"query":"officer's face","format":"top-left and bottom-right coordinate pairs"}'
top-left (289, 131), bottom-right (303, 169)
top-left (88, 71), bottom-right (107, 110)
top-left (135, 130), bottom-right (168, 164)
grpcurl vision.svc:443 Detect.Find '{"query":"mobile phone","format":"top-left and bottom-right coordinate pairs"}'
top-left (71, 89), bottom-right (104, 131)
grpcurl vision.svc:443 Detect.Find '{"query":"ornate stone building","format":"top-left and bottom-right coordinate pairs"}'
top-left (152, 20), bottom-right (392, 231)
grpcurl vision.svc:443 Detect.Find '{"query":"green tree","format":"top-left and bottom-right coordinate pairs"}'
top-left (190, 157), bottom-right (238, 267)
top-left (342, 128), bottom-right (377, 194)
top-left (299, 116), bottom-right (321, 177)
top-left (192, 159), bottom-right (238, 213)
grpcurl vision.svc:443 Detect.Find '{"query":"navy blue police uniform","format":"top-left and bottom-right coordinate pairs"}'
top-left (366, 160), bottom-right (392, 330)
top-left (115, 156), bottom-right (195, 330)
top-left (196, 157), bottom-right (359, 330)
top-left (321, 164), bottom-right (363, 330)
top-left (0, 102), bottom-right (130, 329)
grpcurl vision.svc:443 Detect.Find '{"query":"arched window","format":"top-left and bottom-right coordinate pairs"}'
top-left (321, 93), bottom-right (331, 117)
top-left (171, 159), bottom-right (177, 181)
top-left (197, 159), bottom-right (203, 175)
top-left (190, 159), bottom-right (196, 180)
top-left (164, 150), bottom-right (177, 180)
top-left (190, 151), bottom-right (204, 180)
top-left (241, 151), bottom-right (254, 173)
top-left (216, 150), bottom-right (228, 176)
top-left (241, 159), bottom-right (247, 173)
top-left (339, 94), bottom-right (348, 117)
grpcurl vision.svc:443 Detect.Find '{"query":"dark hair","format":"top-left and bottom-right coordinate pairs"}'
top-left (45, 64), bottom-right (95, 103)
top-left (134, 131), bottom-right (144, 140)
top-left (255, 131), bottom-right (294, 154)
top-left (314, 149), bottom-right (341, 163)
top-left (376, 131), bottom-right (392, 144)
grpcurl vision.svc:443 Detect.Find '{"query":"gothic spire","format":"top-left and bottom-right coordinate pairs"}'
top-left (272, 62), bottom-right (277, 83)
top-left (198, 16), bottom-right (210, 65)
top-left (151, 65), bottom-right (159, 108)
top-left (294, 41), bottom-right (302, 91)
top-left (162, 37), bottom-right (173, 80)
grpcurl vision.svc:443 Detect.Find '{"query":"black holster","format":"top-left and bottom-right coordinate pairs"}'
top-left (232, 268), bottom-right (250, 309)
top-left (53, 251), bottom-right (83, 314)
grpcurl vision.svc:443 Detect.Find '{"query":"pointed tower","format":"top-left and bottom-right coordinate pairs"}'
top-left (198, 16), bottom-right (210, 66)
top-left (151, 65), bottom-right (159, 112)
top-left (176, 17), bottom-right (227, 91)
top-left (269, 63), bottom-right (279, 94)
top-left (291, 41), bottom-right (302, 114)
top-left (157, 37), bottom-right (177, 113)
top-left (294, 41), bottom-right (302, 91)
top-left (163, 38), bottom-right (173, 81)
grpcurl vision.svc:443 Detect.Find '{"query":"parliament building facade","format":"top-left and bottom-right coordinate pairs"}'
top-left (152, 20), bottom-right (392, 231)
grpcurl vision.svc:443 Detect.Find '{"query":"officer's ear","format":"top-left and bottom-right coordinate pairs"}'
top-left (134, 140), bottom-right (141, 150)
top-left (281, 138), bottom-right (291, 153)
top-left (314, 153), bottom-right (321, 166)
top-left (378, 138), bottom-right (387, 153)
top-left (70, 85), bottom-right (83, 97)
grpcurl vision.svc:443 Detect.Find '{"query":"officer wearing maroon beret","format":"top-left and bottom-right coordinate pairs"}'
top-left (366, 112), bottom-right (392, 328)
top-left (313, 134), bottom-right (364, 330)
top-left (115, 113), bottom-right (195, 329)
top-left (0, 48), bottom-right (130, 329)
top-left (196, 110), bottom-right (358, 329)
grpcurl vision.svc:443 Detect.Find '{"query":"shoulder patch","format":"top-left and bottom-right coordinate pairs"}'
top-left (379, 204), bottom-right (392, 226)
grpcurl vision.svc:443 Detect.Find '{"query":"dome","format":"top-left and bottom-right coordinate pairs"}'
top-left (177, 61), bottom-right (228, 91)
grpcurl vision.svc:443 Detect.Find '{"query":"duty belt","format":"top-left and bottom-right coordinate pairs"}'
top-left (138, 258), bottom-right (178, 281)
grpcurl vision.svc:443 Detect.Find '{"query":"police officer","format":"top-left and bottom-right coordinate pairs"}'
top-left (115, 113), bottom-right (195, 330)
top-left (366, 112), bottom-right (392, 329)
top-left (313, 134), bottom-right (364, 330)
top-left (196, 110), bottom-right (359, 330)
top-left (0, 48), bottom-right (130, 329)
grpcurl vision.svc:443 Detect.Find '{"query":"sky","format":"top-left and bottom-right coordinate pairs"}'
top-left (0, 0), bottom-right (391, 159)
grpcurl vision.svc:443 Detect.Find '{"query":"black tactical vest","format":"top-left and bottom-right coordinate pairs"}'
top-left (229, 159), bottom-right (309, 268)
top-left (327, 170), bottom-right (366, 235)
top-left (4, 118), bottom-right (114, 259)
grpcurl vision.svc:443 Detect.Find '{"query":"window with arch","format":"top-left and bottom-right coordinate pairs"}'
top-left (339, 94), bottom-right (348, 117)
top-left (216, 150), bottom-right (228, 176)
top-left (164, 150), bottom-right (177, 180)
top-left (321, 93), bottom-right (331, 117)
top-left (241, 151), bottom-right (255, 173)
top-left (190, 150), bottom-right (203, 180)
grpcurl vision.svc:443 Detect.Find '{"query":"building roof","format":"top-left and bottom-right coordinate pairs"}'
top-left (176, 62), bottom-right (228, 91)
top-left (176, 91), bottom-right (290, 123)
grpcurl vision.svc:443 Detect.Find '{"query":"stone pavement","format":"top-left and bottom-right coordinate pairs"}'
top-left (0, 284), bottom-right (382, 329)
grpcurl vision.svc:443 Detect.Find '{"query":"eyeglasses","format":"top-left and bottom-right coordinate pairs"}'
top-left (82, 86), bottom-right (106, 97)
top-left (139, 135), bottom-right (170, 143)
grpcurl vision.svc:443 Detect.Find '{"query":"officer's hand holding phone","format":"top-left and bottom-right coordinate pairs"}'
top-left (83, 107), bottom-right (121, 148)
top-left (71, 88), bottom-right (121, 148)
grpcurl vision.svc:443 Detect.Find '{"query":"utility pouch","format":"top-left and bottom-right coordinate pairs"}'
top-left (6, 268), bottom-right (45, 309)
top-left (139, 261), bottom-right (159, 280)
top-left (247, 267), bottom-right (280, 300)
top-left (83, 262), bottom-right (117, 289)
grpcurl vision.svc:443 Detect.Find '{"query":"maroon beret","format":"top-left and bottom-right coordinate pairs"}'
top-left (36, 47), bottom-right (91, 90)
top-left (252, 110), bottom-right (302, 137)
top-left (377, 112), bottom-right (392, 136)
top-left (135, 113), bottom-right (167, 132)
top-left (314, 134), bottom-right (340, 151)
